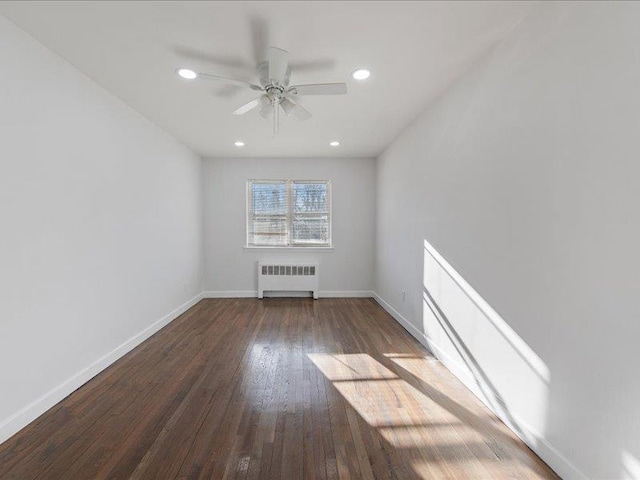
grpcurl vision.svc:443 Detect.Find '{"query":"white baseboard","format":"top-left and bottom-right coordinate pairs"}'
top-left (319, 290), bottom-right (374, 298)
top-left (372, 292), bottom-right (587, 480)
top-left (203, 290), bottom-right (374, 299)
top-left (203, 290), bottom-right (257, 298)
top-left (372, 293), bottom-right (431, 349)
top-left (0, 293), bottom-right (203, 445)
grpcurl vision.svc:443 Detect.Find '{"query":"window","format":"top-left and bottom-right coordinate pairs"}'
top-left (247, 180), bottom-right (331, 247)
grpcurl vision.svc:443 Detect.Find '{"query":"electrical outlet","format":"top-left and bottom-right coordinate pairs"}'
top-left (401, 290), bottom-right (406, 301)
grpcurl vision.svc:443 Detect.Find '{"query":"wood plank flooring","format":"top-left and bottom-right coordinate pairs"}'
top-left (0, 298), bottom-right (558, 479)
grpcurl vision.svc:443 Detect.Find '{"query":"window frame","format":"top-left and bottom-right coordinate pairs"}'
top-left (246, 179), bottom-right (332, 248)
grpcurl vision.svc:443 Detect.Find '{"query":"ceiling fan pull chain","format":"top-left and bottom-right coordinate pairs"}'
top-left (273, 97), bottom-right (277, 138)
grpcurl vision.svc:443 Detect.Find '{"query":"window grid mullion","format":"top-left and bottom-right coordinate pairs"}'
top-left (247, 179), bottom-right (330, 247)
top-left (287, 181), bottom-right (293, 247)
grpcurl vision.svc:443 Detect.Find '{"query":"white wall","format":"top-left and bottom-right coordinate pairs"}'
top-left (375, 3), bottom-right (640, 479)
top-left (203, 157), bottom-right (375, 296)
top-left (0, 16), bottom-right (203, 442)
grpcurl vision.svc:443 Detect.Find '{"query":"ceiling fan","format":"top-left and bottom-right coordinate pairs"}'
top-left (177, 46), bottom-right (347, 136)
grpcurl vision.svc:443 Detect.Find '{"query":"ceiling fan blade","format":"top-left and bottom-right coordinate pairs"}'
top-left (269, 47), bottom-right (289, 83)
top-left (198, 72), bottom-right (262, 91)
top-left (289, 83), bottom-right (347, 95)
top-left (292, 104), bottom-right (312, 121)
top-left (291, 104), bottom-right (312, 121)
top-left (280, 97), bottom-right (296, 116)
top-left (281, 96), bottom-right (312, 121)
top-left (259, 101), bottom-right (274, 119)
top-left (233, 98), bottom-right (260, 115)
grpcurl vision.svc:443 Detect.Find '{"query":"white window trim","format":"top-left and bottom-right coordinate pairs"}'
top-left (243, 246), bottom-right (335, 252)
top-left (246, 179), bottom-right (332, 248)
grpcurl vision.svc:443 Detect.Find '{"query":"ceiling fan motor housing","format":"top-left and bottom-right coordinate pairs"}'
top-left (265, 85), bottom-right (285, 102)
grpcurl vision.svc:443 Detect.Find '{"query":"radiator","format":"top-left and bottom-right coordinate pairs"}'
top-left (258, 262), bottom-right (319, 299)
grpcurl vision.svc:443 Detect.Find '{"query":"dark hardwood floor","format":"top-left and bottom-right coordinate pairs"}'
top-left (0, 298), bottom-right (558, 479)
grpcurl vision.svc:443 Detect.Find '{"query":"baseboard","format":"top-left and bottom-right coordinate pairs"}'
top-left (203, 290), bottom-right (374, 298)
top-left (424, 335), bottom-right (587, 480)
top-left (372, 293), bottom-right (431, 350)
top-left (319, 290), bottom-right (374, 298)
top-left (0, 292), bottom-right (203, 445)
top-left (372, 292), bottom-right (588, 480)
top-left (527, 428), bottom-right (589, 480)
top-left (203, 290), bottom-right (257, 298)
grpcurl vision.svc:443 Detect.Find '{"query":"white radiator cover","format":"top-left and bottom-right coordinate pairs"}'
top-left (258, 262), bottom-right (319, 299)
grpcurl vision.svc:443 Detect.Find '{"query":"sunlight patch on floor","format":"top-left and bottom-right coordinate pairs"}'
top-left (386, 354), bottom-right (491, 417)
top-left (310, 353), bottom-right (496, 457)
top-left (307, 352), bottom-right (398, 382)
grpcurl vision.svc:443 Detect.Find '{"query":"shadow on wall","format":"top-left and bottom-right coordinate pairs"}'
top-left (421, 238), bottom-right (550, 449)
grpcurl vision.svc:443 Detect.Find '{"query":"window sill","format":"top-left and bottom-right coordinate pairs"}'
top-left (243, 245), bottom-right (335, 252)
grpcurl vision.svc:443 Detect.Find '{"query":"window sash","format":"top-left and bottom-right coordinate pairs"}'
top-left (291, 214), bottom-right (330, 245)
top-left (247, 180), bottom-right (331, 247)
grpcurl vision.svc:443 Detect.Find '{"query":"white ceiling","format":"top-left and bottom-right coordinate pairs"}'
top-left (0, 1), bottom-right (535, 158)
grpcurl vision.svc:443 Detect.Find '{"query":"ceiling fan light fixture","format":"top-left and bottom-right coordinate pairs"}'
top-left (329, 141), bottom-right (340, 147)
top-left (259, 104), bottom-right (274, 119)
top-left (234, 141), bottom-right (245, 147)
top-left (280, 98), bottom-right (296, 116)
top-left (352, 69), bottom-right (371, 80)
top-left (177, 68), bottom-right (197, 80)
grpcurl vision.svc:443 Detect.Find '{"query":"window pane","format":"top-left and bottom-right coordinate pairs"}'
top-left (293, 182), bottom-right (328, 213)
top-left (292, 215), bottom-right (329, 244)
top-left (252, 182), bottom-right (287, 214)
top-left (249, 217), bottom-right (288, 246)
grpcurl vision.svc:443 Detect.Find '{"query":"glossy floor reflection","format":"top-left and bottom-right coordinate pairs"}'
top-left (0, 298), bottom-right (558, 479)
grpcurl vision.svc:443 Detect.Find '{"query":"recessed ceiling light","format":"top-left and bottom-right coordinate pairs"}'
top-left (352, 69), bottom-right (371, 80)
top-left (329, 141), bottom-right (340, 147)
top-left (234, 141), bottom-right (245, 147)
top-left (177, 68), bottom-right (197, 80)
